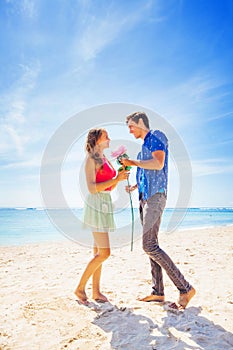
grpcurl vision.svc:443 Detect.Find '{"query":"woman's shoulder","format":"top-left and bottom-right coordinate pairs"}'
top-left (86, 155), bottom-right (105, 174)
top-left (85, 155), bottom-right (96, 168)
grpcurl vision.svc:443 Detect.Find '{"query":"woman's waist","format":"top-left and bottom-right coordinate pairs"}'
top-left (88, 190), bottom-right (111, 196)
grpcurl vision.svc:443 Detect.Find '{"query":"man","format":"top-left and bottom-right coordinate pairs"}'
top-left (121, 112), bottom-right (195, 309)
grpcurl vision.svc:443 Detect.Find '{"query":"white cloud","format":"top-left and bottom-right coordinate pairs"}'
top-left (0, 62), bottom-right (40, 156)
top-left (21, 0), bottom-right (36, 18)
top-left (1, 155), bottom-right (41, 169)
top-left (168, 72), bottom-right (227, 108)
top-left (74, 1), bottom-right (157, 61)
top-left (4, 0), bottom-right (37, 19)
top-left (207, 111), bottom-right (233, 122)
top-left (4, 126), bottom-right (29, 157)
top-left (142, 70), bottom-right (229, 131)
top-left (192, 158), bottom-right (233, 177)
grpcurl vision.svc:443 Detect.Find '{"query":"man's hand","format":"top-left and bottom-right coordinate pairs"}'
top-left (125, 184), bottom-right (137, 193)
top-left (121, 158), bottom-right (137, 167)
top-left (121, 150), bottom-right (165, 170)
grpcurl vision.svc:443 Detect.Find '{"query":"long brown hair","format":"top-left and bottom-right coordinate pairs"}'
top-left (85, 128), bottom-right (105, 166)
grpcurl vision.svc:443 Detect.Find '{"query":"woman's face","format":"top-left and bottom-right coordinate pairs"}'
top-left (96, 130), bottom-right (110, 149)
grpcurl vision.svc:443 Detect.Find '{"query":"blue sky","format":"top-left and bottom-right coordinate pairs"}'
top-left (0, 0), bottom-right (233, 208)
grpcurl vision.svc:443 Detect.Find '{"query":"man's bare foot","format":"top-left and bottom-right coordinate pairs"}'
top-left (93, 292), bottom-right (109, 303)
top-left (138, 295), bottom-right (165, 303)
top-left (74, 289), bottom-right (88, 305)
top-left (178, 287), bottom-right (196, 309)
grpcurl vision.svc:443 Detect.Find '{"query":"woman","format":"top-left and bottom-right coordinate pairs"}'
top-left (75, 128), bottom-right (128, 304)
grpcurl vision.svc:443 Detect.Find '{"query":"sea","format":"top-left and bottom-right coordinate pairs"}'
top-left (0, 207), bottom-right (233, 247)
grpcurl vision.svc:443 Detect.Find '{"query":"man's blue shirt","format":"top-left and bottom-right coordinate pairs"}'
top-left (136, 130), bottom-right (168, 200)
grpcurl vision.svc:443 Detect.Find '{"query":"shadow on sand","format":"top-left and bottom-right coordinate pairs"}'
top-left (92, 303), bottom-right (233, 350)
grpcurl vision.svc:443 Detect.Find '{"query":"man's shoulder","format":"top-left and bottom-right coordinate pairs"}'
top-left (152, 129), bottom-right (167, 138)
top-left (150, 130), bottom-right (168, 144)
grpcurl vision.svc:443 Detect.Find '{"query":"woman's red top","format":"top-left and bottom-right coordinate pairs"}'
top-left (96, 158), bottom-right (116, 191)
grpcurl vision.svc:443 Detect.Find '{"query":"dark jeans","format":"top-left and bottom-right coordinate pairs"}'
top-left (140, 193), bottom-right (192, 295)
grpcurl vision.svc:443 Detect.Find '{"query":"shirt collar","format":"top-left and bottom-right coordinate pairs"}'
top-left (143, 130), bottom-right (152, 142)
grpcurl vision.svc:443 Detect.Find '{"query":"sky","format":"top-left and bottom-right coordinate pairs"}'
top-left (0, 0), bottom-right (233, 208)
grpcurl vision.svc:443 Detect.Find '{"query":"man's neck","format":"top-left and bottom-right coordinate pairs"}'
top-left (141, 128), bottom-right (150, 140)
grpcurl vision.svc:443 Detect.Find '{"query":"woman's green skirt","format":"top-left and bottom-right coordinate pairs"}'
top-left (83, 192), bottom-right (115, 232)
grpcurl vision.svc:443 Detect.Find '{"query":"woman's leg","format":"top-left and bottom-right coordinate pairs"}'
top-left (92, 232), bottom-right (110, 301)
top-left (74, 232), bottom-right (110, 304)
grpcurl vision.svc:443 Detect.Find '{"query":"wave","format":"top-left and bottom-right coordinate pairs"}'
top-left (0, 207), bottom-right (45, 211)
top-left (0, 206), bottom-right (233, 213)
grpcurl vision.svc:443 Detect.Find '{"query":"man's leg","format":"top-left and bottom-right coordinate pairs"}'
top-left (138, 253), bottom-right (165, 302)
top-left (144, 233), bottom-right (192, 294)
top-left (150, 211), bottom-right (164, 296)
top-left (142, 193), bottom-right (194, 304)
top-left (139, 194), bottom-right (165, 302)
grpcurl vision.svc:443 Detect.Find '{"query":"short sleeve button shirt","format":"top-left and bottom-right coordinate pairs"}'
top-left (136, 130), bottom-right (168, 201)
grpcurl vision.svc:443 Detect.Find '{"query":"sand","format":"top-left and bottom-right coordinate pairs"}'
top-left (0, 226), bottom-right (233, 349)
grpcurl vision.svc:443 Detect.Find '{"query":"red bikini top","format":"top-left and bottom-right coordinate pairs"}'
top-left (96, 158), bottom-right (116, 191)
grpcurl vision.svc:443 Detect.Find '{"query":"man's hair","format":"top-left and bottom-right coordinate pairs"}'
top-left (126, 112), bottom-right (150, 129)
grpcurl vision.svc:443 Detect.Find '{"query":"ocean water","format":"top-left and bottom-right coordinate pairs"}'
top-left (0, 207), bottom-right (232, 247)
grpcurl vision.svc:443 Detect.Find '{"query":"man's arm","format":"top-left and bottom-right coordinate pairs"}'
top-left (125, 184), bottom-right (138, 193)
top-left (121, 150), bottom-right (165, 170)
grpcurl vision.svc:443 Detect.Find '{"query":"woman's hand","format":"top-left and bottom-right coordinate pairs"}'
top-left (116, 168), bottom-right (129, 182)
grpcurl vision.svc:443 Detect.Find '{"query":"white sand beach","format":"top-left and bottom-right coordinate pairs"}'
top-left (0, 226), bottom-right (233, 349)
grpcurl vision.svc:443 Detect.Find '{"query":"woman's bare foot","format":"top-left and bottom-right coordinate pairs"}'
top-left (138, 294), bottom-right (165, 303)
top-left (93, 292), bottom-right (109, 303)
top-left (74, 288), bottom-right (88, 305)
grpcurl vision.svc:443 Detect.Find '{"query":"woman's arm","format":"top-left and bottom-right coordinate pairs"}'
top-left (85, 157), bottom-right (128, 194)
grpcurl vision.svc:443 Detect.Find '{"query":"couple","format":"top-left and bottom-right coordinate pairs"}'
top-left (75, 112), bottom-right (195, 310)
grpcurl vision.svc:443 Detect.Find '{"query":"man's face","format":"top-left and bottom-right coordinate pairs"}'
top-left (127, 119), bottom-right (143, 139)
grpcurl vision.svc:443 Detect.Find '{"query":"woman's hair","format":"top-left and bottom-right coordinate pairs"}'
top-left (86, 128), bottom-right (105, 166)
